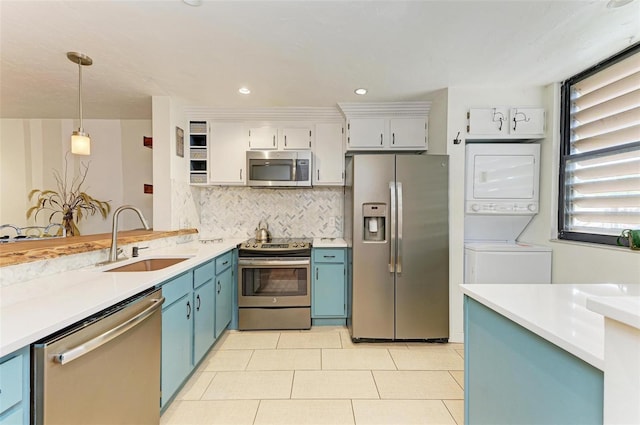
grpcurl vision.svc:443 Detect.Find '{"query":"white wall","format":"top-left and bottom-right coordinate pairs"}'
top-left (151, 96), bottom-right (200, 232)
top-left (0, 118), bottom-right (152, 235)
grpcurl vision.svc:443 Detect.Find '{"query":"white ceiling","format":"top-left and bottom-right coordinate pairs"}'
top-left (1, 0), bottom-right (638, 119)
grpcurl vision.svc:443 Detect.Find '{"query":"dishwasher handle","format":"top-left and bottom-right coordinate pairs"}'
top-left (55, 296), bottom-right (165, 365)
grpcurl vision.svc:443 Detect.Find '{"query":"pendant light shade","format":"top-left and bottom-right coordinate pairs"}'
top-left (67, 52), bottom-right (92, 155)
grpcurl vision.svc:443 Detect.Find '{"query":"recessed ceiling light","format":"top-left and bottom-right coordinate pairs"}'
top-left (183, 0), bottom-right (202, 6)
top-left (354, 88), bottom-right (368, 95)
top-left (238, 87), bottom-right (251, 95)
top-left (607, 0), bottom-right (634, 8)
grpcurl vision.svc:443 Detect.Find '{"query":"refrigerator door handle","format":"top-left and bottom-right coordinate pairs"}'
top-left (397, 181), bottom-right (403, 273)
top-left (389, 181), bottom-right (396, 273)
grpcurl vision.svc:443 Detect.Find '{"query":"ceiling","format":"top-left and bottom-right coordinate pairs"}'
top-left (1, 1), bottom-right (638, 119)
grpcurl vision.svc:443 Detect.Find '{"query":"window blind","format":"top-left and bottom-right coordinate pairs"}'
top-left (560, 44), bottom-right (640, 243)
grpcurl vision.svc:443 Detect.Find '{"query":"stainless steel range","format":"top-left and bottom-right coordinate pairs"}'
top-left (237, 238), bottom-right (312, 330)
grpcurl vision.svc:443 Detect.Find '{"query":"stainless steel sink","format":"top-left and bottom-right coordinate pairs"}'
top-left (104, 257), bottom-right (189, 272)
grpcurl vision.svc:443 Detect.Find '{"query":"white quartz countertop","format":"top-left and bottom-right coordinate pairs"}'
top-left (460, 283), bottom-right (640, 370)
top-left (0, 239), bottom-right (243, 358)
top-left (313, 238), bottom-right (347, 248)
top-left (587, 295), bottom-right (640, 330)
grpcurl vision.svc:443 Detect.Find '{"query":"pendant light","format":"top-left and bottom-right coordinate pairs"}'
top-left (67, 52), bottom-right (92, 155)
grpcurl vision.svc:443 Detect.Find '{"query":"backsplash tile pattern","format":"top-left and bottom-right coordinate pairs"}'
top-left (172, 179), bottom-right (201, 230)
top-left (199, 187), bottom-right (343, 239)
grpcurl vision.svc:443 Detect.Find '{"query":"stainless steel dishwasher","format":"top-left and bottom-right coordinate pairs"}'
top-left (32, 288), bottom-right (164, 425)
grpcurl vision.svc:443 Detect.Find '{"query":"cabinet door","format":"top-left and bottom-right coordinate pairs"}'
top-left (249, 126), bottom-right (278, 150)
top-left (312, 264), bottom-right (346, 318)
top-left (389, 118), bottom-right (427, 149)
top-left (281, 127), bottom-right (312, 150)
top-left (209, 123), bottom-right (247, 185)
top-left (510, 108), bottom-right (545, 136)
top-left (468, 108), bottom-right (509, 136)
top-left (161, 296), bottom-right (192, 408)
top-left (313, 123), bottom-right (344, 185)
top-left (347, 118), bottom-right (386, 149)
top-left (193, 279), bottom-right (216, 365)
top-left (215, 267), bottom-right (233, 338)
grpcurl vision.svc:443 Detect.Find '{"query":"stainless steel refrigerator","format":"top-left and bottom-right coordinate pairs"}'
top-left (345, 154), bottom-right (449, 341)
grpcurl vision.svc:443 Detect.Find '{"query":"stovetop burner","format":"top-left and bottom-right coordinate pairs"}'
top-left (239, 238), bottom-right (312, 256)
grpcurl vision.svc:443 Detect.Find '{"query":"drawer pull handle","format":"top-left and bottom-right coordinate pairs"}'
top-left (323, 255), bottom-right (336, 258)
top-left (222, 260), bottom-right (229, 265)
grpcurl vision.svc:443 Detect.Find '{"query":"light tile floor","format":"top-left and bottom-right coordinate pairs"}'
top-left (161, 326), bottom-right (464, 425)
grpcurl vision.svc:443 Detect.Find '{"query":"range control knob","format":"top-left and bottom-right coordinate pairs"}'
top-left (471, 204), bottom-right (480, 212)
top-left (528, 204), bottom-right (537, 212)
top-left (245, 243), bottom-right (250, 247)
top-left (253, 244), bottom-right (258, 248)
top-left (292, 243), bottom-right (298, 247)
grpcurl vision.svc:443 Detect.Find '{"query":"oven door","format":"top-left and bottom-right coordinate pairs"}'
top-left (238, 258), bottom-right (310, 307)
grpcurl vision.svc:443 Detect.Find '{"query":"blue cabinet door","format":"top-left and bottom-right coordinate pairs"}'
top-left (215, 266), bottom-right (233, 338)
top-left (312, 263), bottom-right (346, 318)
top-left (193, 278), bottom-right (216, 365)
top-left (161, 295), bottom-right (192, 409)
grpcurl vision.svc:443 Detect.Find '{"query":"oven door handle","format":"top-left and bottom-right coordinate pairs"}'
top-left (238, 259), bottom-right (310, 266)
top-left (54, 296), bottom-right (165, 365)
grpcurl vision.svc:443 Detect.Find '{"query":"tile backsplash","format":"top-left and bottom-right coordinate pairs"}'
top-left (199, 186), bottom-right (343, 239)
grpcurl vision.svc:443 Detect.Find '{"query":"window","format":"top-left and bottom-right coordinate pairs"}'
top-left (559, 43), bottom-right (640, 246)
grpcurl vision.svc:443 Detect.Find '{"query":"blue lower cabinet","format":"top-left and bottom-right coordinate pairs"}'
top-left (0, 347), bottom-right (29, 425)
top-left (215, 266), bottom-right (233, 338)
top-left (193, 278), bottom-right (216, 365)
top-left (160, 250), bottom-right (236, 411)
top-left (464, 296), bottom-right (603, 424)
top-left (312, 248), bottom-right (347, 322)
top-left (161, 292), bottom-right (192, 409)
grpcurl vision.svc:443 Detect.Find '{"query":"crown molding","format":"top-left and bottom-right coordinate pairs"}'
top-left (184, 106), bottom-right (344, 122)
top-left (338, 101), bottom-right (432, 118)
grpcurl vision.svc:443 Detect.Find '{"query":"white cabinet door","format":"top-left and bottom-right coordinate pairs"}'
top-left (468, 108), bottom-right (509, 136)
top-left (281, 127), bottom-right (312, 150)
top-left (510, 108), bottom-right (545, 136)
top-left (389, 118), bottom-right (427, 149)
top-left (313, 123), bottom-right (344, 186)
top-left (248, 126), bottom-right (277, 150)
top-left (209, 123), bottom-right (247, 185)
top-left (347, 118), bottom-right (386, 149)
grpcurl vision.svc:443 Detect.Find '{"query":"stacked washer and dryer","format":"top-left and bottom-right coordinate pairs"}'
top-left (464, 143), bottom-right (552, 284)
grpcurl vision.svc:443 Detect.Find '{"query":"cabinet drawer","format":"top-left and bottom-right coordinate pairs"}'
top-left (194, 261), bottom-right (215, 289)
top-left (313, 249), bottom-right (345, 263)
top-left (0, 354), bottom-right (22, 414)
top-left (161, 272), bottom-right (192, 306)
top-left (215, 251), bottom-right (233, 274)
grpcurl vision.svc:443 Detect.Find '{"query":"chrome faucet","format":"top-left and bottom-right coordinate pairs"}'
top-left (107, 205), bottom-right (150, 263)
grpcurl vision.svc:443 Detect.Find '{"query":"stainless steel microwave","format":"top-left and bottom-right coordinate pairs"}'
top-left (246, 151), bottom-right (312, 187)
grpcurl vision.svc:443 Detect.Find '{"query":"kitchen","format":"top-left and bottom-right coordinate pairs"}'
top-left (1, 1), bottom-right (640, 424)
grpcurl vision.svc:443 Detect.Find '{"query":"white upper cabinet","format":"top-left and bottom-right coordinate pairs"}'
top-left (389, 118), bottom-right (427, 149)
top-left (281, 127), bottom-right (312, 150)
top-left (467, 107), bottom-right (545, 139)
top-left (339, 102), bottom-right (431, 151)
top-left (248, 126), bottom-right (278, 150)
top-left (313, 123), bottom-right (344, 186)
top-left (248, 125), bottom-right (313, 150)
top-left (209, 122), bottom-right (247, 185)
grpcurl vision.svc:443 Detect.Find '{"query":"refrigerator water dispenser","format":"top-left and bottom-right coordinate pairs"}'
top-left (363, 203), bottom-right (386, 242)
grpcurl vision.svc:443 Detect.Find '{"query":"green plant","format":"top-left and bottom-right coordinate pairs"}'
top-left (26, 156), bottom-right (111, 236)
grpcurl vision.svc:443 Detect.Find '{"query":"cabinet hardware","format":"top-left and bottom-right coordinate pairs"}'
top-left (217, 281), bottom-right (221, 294)
top-left (317, 170), bottom-right (320, 180)
top-left (392, 133), bottom-right (395, 144)
top-left (196, 294), bottom-right (201, 311)
top-left (273, 135), bottom-right (276, 146)
top-left (186, 301), bottom-right (191, 319)
top-left (316, 268), bottom-right (319, 280)
top-left (380, 134), bottom-right (383, 145)
top-left (323, 255), bottom-right (335, 258)
top-left (240, 169), bottom-right (243, 180)
top-left (284, 135), bottom-right (287, 146)
top-left (223, 260), bottom-right (229, 265)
